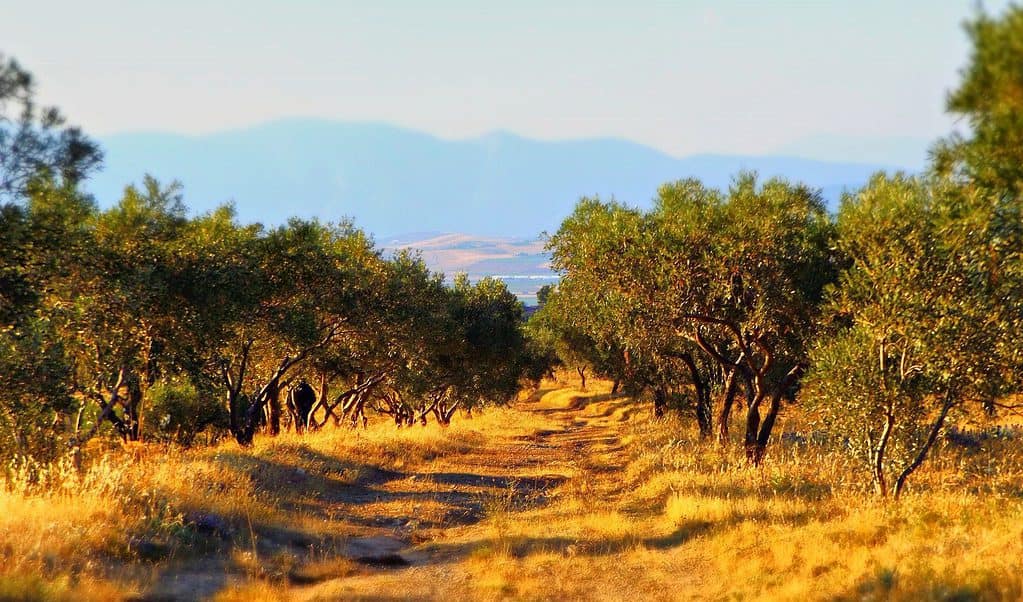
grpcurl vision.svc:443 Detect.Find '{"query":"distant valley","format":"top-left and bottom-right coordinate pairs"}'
top-left (380, 232), bottom-right (555, 305)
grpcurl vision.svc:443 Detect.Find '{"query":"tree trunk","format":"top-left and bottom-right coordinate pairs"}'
top-left (743, 399), bottom-right (762, 461)
top-left (611, 379), bottom-right (620, 395)
top-left (234, 394), bottom-right (257, 445)
top-left (653, 387), bottom-right (667, 418)
top-left (227, 389), bottom-right (242, 435)
top-left (718, 368), bottom-right (739, 444)
top-left (743, 370), bottom-right (766, 461)
top-left (680, 352), bottom-right (713, 439)
top-left (577, 366), bottom-right (587, 391)
top-left (750, 366), bottom-right (801, 466)
top-left (440, 400), bottom-right (460, 425)
top-left (266, 380), bottom-right (282, 436)
top-left (222, 340), bottom-right (252, 440)
top-left (226, 323), bottom-right (345, 445)
top-left (74, 367), bottom-right (129, 448)
top-left (871, 410), bottom-right (895, 497)
top-left (73, 403), bottom-right (86, 436)
top-left (418, 396), bottom-right (441, 426)
top-left (893, 391), bottom-right (955, 499)
top-left (124, 379), bottom-right (144, 442)
top-left (332, 373), bottom-right (384, 427)
top-left (349, 395), bottom-right (368, 429)
top-left (750, 393), bottom-right (778, 466)
top-left (315, 372), bottom-right (330, 426)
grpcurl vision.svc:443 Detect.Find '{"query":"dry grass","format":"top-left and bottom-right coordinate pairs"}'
top-left (1, 376), bottom-right (1021, 600)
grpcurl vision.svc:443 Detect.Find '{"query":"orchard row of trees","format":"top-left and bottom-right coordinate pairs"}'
top-left (529, 6), bottom-right (1023, 497)
top-left (0, 178), bottom-right (542, 459)
top-left (0, 55), bottom-right (542, 461)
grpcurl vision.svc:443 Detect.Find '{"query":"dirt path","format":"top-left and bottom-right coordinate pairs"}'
top-left (137, 385), bottom-right (637, 601)
top-left (288, 386), bottom-right (634, 601)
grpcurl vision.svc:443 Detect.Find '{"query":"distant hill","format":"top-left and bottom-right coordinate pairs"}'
top-left (379, 232), bottom-right (556, 306)
top-left (379, 232), bottom-right (549, 278)
top-left (88, 119), bottom-right (902, 238)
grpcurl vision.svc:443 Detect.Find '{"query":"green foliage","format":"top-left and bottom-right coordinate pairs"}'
top-left (545, 198), bottom-right (645, 388)
top-left (0, 204), bottom-right (36, 325)
top-left (0, 318), bottom-right (73, 461)
top-left (546, 174), bottom-right (836, 455)
top-left (0, 174), bottom-right (544, 457)
top-left (2, 7), bottom-right (1022, 497)
top-left (933, 4), bottom-right (1023, 195)
top-left (0, 53), bottom-right (102, 201)
top-left (804, 174), bottom-right (1023, 496)
top-left (0, 180), bottom-right (93, 460)
top-left (143, 380), bottom-right (227, 446)
top-left (526, 285), bottom-right (624, 389)
top-left (447, 274), bottom-right (532, 408)
top-left (48, 177), bottom-right (197, 442)
top-left (536, 284), bottom-right (554, 307)
top-left (804, 4), bottom-right (1023, 496)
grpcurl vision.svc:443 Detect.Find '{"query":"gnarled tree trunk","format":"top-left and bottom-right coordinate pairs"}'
top-left (680, 352), bottom-right (713, 439)
top-left (718, 368), bottom-right (739, 444)
top-left (653, 386), bottom-right (667, 418)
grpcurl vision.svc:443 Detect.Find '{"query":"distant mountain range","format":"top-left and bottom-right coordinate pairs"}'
top-left (87, 119), bottom-right (907, 239)
top-left (773, 134), bottom-right (930, 171)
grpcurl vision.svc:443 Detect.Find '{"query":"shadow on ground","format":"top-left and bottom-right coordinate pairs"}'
top-left (418, 518), bottom-right (715, 563)
top-left (133, 441), bottom-right (568, 599)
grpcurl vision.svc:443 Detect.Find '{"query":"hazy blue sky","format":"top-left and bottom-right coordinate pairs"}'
top-left (1, 1), bottom-right (1012, 162)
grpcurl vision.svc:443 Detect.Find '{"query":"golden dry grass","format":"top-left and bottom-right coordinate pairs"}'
top-left (1, 375), bottom-right (1021, 600)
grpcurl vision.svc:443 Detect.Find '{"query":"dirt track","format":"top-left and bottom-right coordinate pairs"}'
top-left (142, 386), bottom-right (635, 600)
top-left (294, 388), bottom-right (631, 600)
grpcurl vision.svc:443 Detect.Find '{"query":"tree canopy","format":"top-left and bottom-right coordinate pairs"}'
top-left (0, 54), bottom-right (102, 201)
top-left (933, 5), bottom-right (1023, 196)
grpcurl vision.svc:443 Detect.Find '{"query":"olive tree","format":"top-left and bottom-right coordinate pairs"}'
top-left (663, 174), bottom-right (836, 463)
top-left (546, 199), bottom-right (668, 407)
top-left (212, 218), bottom-right (381, 445)
top-left (0, 53), bottom-right (102, 201)
top-left (526, 286), bottom-right (627, 392)
top-left (546, 177), bottom-right (835, 456)
top-left (804, 174), bottom-right (1022, 498)
top-left (0, 53), bottom-right (100, 459)
top-left (932, 5), bottom-right (1023, 196)
top-left (318, 250), bottom-right (449, 429)
top-left (430, 274), bottom-right (533, 425)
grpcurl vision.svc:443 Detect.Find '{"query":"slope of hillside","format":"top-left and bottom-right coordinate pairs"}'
top-left (87, 119), bottom-right (900, 238)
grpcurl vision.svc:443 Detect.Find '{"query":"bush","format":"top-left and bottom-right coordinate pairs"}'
top-left (144, 380), bottom-right (227, 446)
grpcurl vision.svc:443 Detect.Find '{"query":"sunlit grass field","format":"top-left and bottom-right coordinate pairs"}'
top-left (2, 376), bottom-right (1021, 600)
